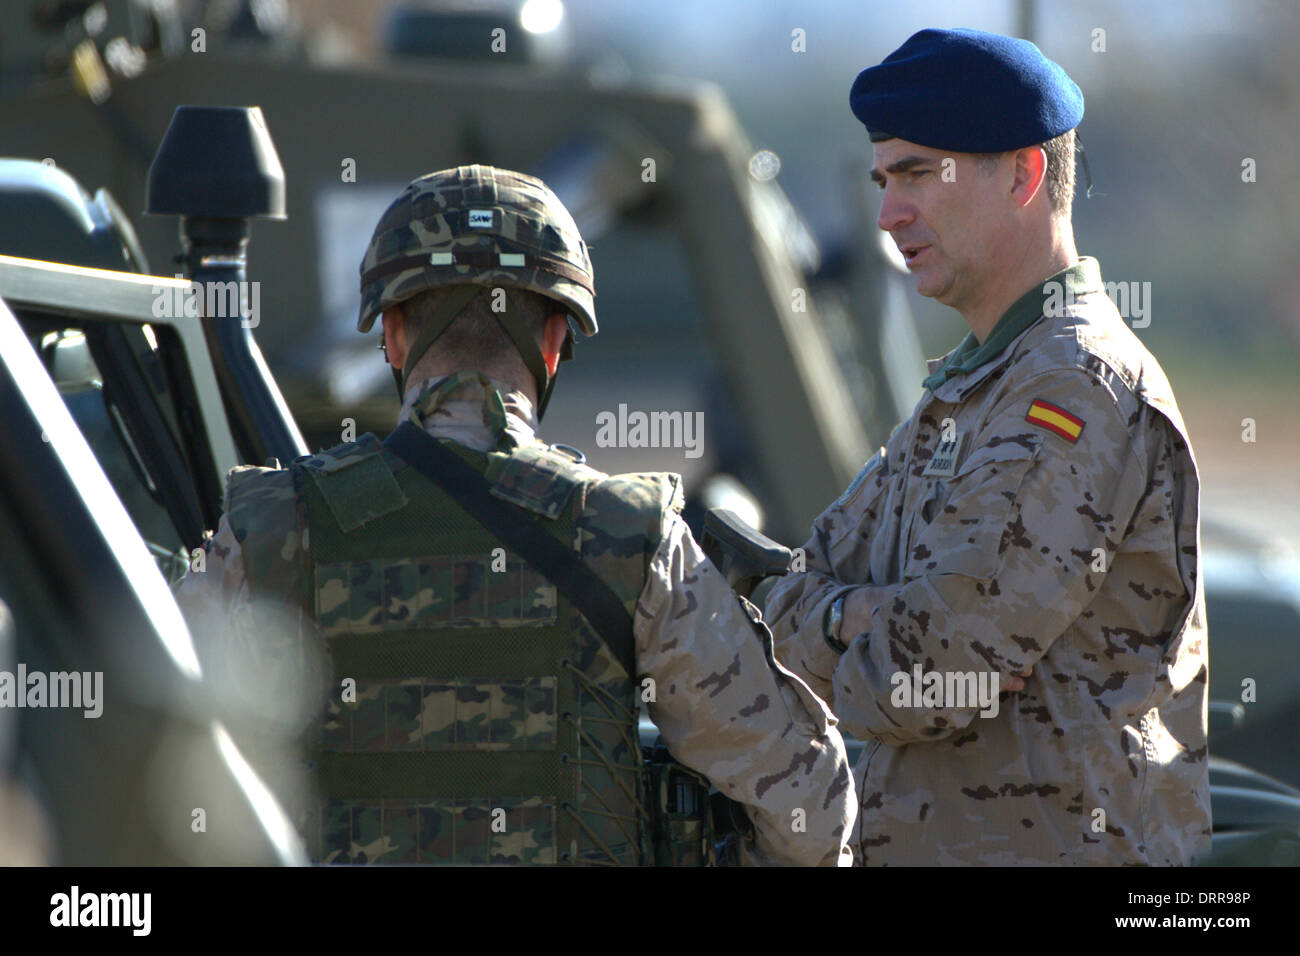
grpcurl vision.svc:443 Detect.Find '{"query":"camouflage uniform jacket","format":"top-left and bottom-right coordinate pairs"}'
top-left (175, 371), bottom-right (856, 865)
top-left (765, 258), bottom-right (1211, 865)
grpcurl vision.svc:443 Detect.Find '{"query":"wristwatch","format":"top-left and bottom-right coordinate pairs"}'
top-left (822, 593), bottom-right (850, 654)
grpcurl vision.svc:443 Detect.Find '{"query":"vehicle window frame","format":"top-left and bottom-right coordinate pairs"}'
top-left (0, 255), bottom-right (239, 548)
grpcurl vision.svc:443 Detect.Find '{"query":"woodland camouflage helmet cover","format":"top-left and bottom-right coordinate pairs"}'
top-left (357, 164), bottom-right (597, 335)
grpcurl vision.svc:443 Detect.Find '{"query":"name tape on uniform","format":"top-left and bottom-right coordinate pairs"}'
top-left (922, 431), bottom-right (965, 477)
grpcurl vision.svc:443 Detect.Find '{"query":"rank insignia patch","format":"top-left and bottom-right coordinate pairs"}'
top-left (923, 430), bottom-right (965, 477)
top-left (1025, 399), bottom-right (1084, 443)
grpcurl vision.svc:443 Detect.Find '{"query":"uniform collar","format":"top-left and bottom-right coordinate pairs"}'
top-left (399, 370), bottom-right (539, 453)
top-left (922, 257), bottom-right (1104, 396)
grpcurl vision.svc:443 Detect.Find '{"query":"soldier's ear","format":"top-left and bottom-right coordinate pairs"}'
top-left (541, 313), bottom-right (568, 376)
top-left (382, 307), bottom-right (407, 369)
top-left (1010, 145), bottom-right (1048, 210)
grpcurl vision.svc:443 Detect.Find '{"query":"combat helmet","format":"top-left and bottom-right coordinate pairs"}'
top-left (358, 164), bottom-right (596, 417)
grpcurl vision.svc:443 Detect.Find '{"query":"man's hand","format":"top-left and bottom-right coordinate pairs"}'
top-left (842, 585), bottom-right (1032, 691)
top-left (841, 584), bottom-right (898, 637)
top-left (1005, 668), bottom-right (1032, 693)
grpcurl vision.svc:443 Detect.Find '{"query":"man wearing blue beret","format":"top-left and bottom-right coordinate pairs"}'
top-left (767, 28), bottom-right (1211, 865)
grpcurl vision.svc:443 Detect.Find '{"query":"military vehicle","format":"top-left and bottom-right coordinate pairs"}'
top-left (0, 0), bottom-right (911, 548)
top-left (0, 16), bottom-right (319, 853)
top-left (2, 0), bottom-right (1297, 861)
top-left (0, 256), bottom-right (307, 864)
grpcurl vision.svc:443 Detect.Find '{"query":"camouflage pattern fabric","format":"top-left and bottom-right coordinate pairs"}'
top-left (175, 372), bottom-right (857, 865)
top-left (766, 257), bottom-right (1211, 865)
top-left (296, 396), bottom-right (659, 865)
top-left (358, 164), bottom-right (596, 336)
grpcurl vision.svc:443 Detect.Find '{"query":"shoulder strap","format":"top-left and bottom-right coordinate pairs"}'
top-left (383, 421), bottom-right (637, 677)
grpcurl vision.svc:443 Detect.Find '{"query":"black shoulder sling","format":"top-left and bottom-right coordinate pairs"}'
top-left (383, 421), bottom-right (637, 677)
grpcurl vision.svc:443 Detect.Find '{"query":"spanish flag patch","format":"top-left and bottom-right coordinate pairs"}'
top-left (1025, 398), bottom-right (1084, 443)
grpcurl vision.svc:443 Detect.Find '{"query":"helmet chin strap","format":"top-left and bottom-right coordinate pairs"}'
top-left (388, 286), bottom-right (573, 420)
top-left (537, 332), bottom-right (574, 419)
top-left (388, 284), bottom-right (481, 402)
top-left (487, 293), bottom-right (574, 420)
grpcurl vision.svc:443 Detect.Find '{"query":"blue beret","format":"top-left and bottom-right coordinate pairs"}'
top-left (849, 28), bottom-right (1083, 152)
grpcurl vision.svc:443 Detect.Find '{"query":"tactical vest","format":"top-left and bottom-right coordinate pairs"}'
top-left (233, 432), bottom-right (679, 865)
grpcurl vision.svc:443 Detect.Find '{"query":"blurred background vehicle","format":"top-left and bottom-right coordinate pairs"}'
top-left (1, 0), bottom-right (926, 549)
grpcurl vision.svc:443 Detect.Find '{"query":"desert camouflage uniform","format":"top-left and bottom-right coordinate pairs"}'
top-left (175, 372), bottom-right (855, 866)
top-left (766, 258), bottom-right (1211, 865)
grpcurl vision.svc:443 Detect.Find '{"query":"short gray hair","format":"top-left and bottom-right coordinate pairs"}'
top-left (399, 285), bottom-right (556, 377)
top-left (975, 129), bottom-right (1077, 218)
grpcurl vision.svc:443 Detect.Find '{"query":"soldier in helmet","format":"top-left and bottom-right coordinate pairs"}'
top-left (175, 164), bottom-right (856, 866)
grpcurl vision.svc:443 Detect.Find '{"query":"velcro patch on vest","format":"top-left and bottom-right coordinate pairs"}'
top-left (321, 676), bottom-right (557, 753)
top-left (302, 443), bottom-right (408, 533)
top-left (1025, 398), bottom-right (1085, 443)
top-left (314, 555), bottom-right (558, 636)
top-left (310, 796), bottom-right (557, 864)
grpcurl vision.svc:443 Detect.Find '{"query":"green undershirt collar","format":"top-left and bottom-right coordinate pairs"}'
top-left (921, 257), bottom-right (1103, 391)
